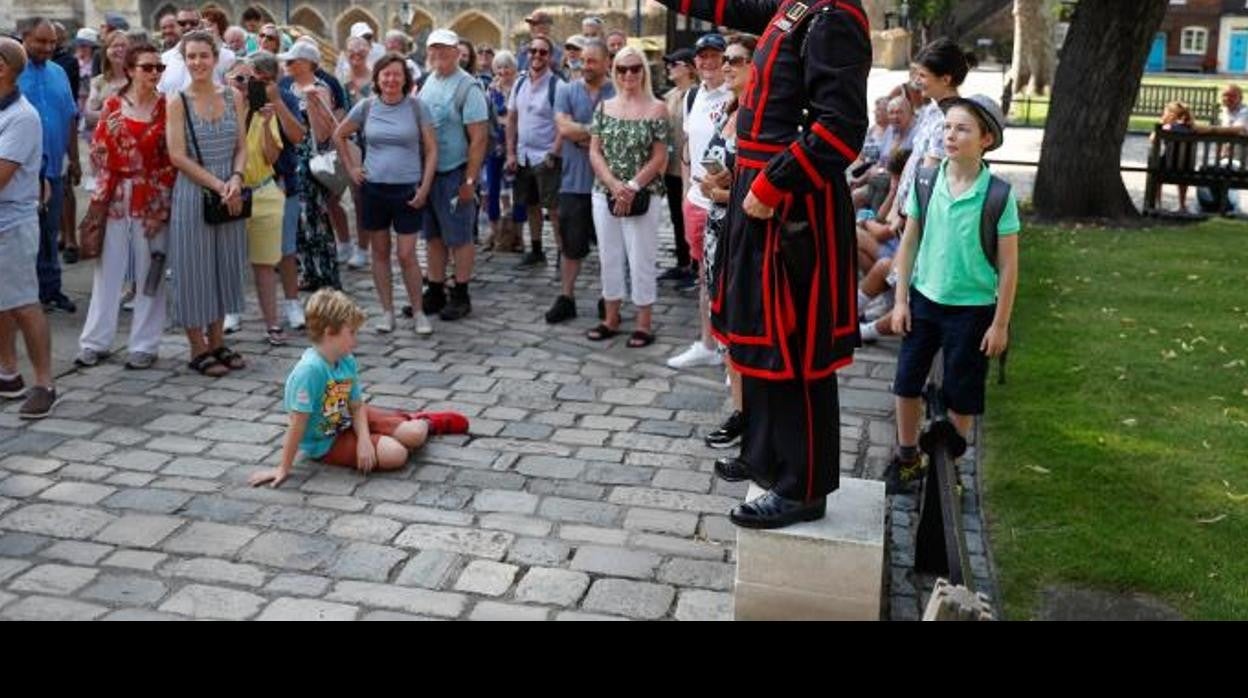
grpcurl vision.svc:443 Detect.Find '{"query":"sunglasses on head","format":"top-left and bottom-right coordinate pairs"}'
top-left (615, 64), bottom-right (644, 75)
top-left (136, 63), bottom-right (166, 73)
top-left (529, 47), bottom-right (549, 56)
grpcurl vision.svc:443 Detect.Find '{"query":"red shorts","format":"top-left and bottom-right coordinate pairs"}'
top-left (321, 406), bottom-right (421, 468)
top-left (682, 199), bottom-right (709, 262)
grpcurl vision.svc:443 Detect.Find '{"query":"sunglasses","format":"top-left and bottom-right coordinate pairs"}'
top-left (725, 55), bottom-right (750, 67)
top-left (261, 33), bottom-right (279, 41)
top-left (136, 63), bottom-right (166, 73)
top-left (177, 20), bottom-right (200, 28)
top-left (529, 48), bottom-right (549, 56)
top-left (615, 64), bottom-right (644, 75)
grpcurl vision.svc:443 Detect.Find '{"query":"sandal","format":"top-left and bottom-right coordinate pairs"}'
top-left (213, 346), bottom-right (247, 370)
top-left (627, 330), bottom-right (656, 348)
top-left (266, 327), bottom-right (288, 347)
top-left (586, 323), bottom-right (619, 341)
top-left (188, 352), bottom-right (229, 377)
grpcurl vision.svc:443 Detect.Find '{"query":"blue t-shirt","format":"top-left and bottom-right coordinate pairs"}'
top-left (272, 84), bottom-right (304, 191)
top-left (0, 94), bottom-right (43, 231)
top-left (556, 79), bottom-right (614, 195)
top-left (419, 68), bottom-right (489, 173)
top-left (16, 60), bottom-right (76, 178)
top-left (284, 347), bottom-right (363, 459)
top-left (348, 96), bottom-right (433, 184)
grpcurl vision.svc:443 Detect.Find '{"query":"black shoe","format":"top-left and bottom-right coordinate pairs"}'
top-left (658, 266), bottom-right (692, 282)
top-left (884, 454), bottom-right (924, 495)
top-left (729, 490), bottom-right (827, 529)
top-left (517, 249), bottom-right (547, 267)
top-left (61, 246), bottom-right (79, 265)
top-left (419, 286), bottom-right (447, 316)
top-left (43, 293), bottom-right (77, 314)
top-left (714, 456), bottom-right (751, 483)
top-left (675, 276), bottom-right (698, 293)
top-left (545, 295), bottom-right (577, 324)
top-left (0, 374), bottom-right (26, 399)
top-left (705, 411), bottom-right (745, 449)
top-left (440, 293), bottom-right (471, 321)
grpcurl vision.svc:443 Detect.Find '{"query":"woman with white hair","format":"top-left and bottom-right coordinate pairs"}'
top-left (483, 49), bottom-right (522, 251)
top-left (587, 46), bottom-right (668, 348)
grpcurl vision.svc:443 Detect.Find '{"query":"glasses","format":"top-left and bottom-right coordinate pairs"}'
top-left (136, 63), bottom-right (166, 73)
top-left (529, 48), bottom-right (549, 56)
top-left (725, 55), bottom-right (750, 67)
top-left (261, 33), bottom-right (279, 41)
top-left (615, 64), bottom-right (644, 75)
top-left (177, 20), bottom-right (200, 28)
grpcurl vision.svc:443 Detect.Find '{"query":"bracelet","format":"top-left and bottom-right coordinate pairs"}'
top-left (626, 179), bottom-right (641, 192)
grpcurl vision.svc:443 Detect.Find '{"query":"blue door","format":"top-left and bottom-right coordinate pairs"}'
top-left (1146, 33), bottom-right (1167, 73)
top-left (1230, 31), bottom-right (1248, 74)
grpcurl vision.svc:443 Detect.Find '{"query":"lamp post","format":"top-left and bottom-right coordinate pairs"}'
top-left (399, 2), bottom-right (416, 28)
top-left (635, 0), bottom-right (642, 37)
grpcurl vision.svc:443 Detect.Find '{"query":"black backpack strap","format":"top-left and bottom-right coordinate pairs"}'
top-left (179, 92), bottom-right (205, 167)
top-left (684, 84), bottom-right (700, 116)
top-left (979, 174), bottom-right (1012, 271)
top-left (914, 165), bottom-right (938, 250)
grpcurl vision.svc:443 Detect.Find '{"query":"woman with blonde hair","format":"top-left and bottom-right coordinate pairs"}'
top-left (587, 46), bottom-right (669, 348)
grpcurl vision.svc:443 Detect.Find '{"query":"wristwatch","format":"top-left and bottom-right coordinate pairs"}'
top-left (466, 177), bottom-right (477, 187)
top-left (626, 179), bottom-right (641, 192)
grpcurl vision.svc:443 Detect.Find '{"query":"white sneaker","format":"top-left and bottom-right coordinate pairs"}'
top-left (413, 311), bottom-right (433, 336)
top-left (223, 313), bottom-right (241, 334)
top-left (347, 248), bottom-right (370, 269)
top-left (862, 293), bottom-right (893, 322)
top-left (286, 299), bottom-right (306, 330)
top-left (667, 341), bottom-right (723, 369)
top-left (336, 242), bottom-right (352, 264)
top-left (375, 310), bottom-right (396, 334)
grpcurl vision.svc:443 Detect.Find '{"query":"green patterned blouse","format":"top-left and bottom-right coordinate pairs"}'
top-left (590, 109), bottom-right (670, 196)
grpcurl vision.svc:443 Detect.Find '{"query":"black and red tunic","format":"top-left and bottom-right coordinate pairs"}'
top-left (663, 0), bottom-right (871, 381)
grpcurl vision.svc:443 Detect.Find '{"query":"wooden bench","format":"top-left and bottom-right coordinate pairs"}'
top-left (1134, 84), bottom-right (1220, 124)
top-left (1143, 125), bottom-right (1248, 216)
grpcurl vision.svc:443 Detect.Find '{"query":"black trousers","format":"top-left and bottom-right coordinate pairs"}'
top-left (664, 174), bottom-right (690, 269)
top-left (739, 220), bottom-right (840, 502)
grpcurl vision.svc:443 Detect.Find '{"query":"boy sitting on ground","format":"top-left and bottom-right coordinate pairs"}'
top-left (249, 289), bottom-right (468, 488)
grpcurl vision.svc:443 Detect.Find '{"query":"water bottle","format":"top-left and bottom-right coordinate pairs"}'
top-left (144, 233), bottom-right (167, 297)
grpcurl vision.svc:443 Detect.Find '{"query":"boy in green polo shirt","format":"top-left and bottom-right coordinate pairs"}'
top-left (885, 95), bottom-right (1020, 494)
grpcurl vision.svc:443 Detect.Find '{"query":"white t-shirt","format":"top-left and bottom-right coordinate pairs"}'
top-left (1222, 104), bottom-right (1248, 134)
top-left (683, 81), bottom-right (732, 210)
top-left (158, 44), bottom-right (236, 95)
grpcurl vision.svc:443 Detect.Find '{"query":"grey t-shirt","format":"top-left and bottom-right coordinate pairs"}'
top-left (0, 96), bottom-right (43, 231)
top-left (347, 95), bottom-right (433, 185)
top-left (556, 80), bottom-right (615, 195)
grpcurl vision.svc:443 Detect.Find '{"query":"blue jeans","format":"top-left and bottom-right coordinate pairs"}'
top-left (485, 153), bottom-right (504, 222)
top-left (37, 176), bottom-right (64, 300)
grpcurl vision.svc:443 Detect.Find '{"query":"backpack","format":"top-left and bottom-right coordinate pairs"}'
top-left (684, 84), bottom-right (700, 118)
top-left (914, 165), bottom-right (1013, 271)
top-left (514, 71), bottom-right (562, 110)
top-left (418, 72), bottom-right (499, 153)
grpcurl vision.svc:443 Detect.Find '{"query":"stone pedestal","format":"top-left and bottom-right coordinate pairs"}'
top-left (871, 28), bottom-right (912, 70)
top-left (734, 478), bottom-right (886, 621)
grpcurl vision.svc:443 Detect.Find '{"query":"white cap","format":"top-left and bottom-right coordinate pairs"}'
top-left (350, 21), bottom-right (374, 39)
top-left (426, 28), bottom-right (459, 48)
top-left (74, 28), bottom-right (100, 46)
top-left (277, 41), bottom-right (321, 64)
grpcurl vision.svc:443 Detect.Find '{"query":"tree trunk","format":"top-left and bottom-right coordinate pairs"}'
top-left (1032, 0), bottom-right (1168, 220)
top-left (1010, 2), bottom-right (1033, 92)
top-left (1016, 0), bottom-right (1058, 95)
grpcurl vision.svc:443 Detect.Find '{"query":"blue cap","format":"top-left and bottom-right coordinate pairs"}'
top-left (694, 33), bottom-right (726, 54)
top-left (103, 12), bottom-right (130, 31)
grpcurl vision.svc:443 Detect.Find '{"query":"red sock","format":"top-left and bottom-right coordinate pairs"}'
top-left (414, 411), bottom-right (469, 435)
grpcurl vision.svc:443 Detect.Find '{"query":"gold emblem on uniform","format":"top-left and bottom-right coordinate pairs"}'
top-left (775, 2), bottom-right (810, 32)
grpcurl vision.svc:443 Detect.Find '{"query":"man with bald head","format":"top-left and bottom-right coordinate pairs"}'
top-left (0, 37), bottom-right (59, 419)
top-left (18, 17), bottom-right (78, 314)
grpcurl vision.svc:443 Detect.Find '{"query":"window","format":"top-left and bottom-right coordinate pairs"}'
top-left (1181, 27), bottom-right (1208, 55)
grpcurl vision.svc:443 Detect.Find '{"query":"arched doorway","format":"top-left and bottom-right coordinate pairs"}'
top-left (334, 6), bottom-right (382, 47)
top-left (244, 4), bottom-right (276, 24)
top-left (151, 2), bottom-right (178, 28)
top-left (289, 5), bottom-right (328, 40)
top-left (448, 10), bottom-right (504, 50)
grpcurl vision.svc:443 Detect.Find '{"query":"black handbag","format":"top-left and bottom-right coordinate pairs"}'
top-left (607, 188), bottom-right (652, 217)
top-left (181, 93), bottom-right (252, 225)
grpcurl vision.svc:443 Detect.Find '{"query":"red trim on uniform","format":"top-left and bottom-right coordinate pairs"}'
top-left (750, 170), bottom-right (786, 209)
top-left (726, 355), bottom-right (795, 382)
top-left (739, 138), bottom-right (786, 153)
top-left (714, 0), bottom-right (727, 25)
top-left (806, 355), bottom-right (853, 381)
top-left (751, 26), bottom-right (785, 139)
top-left (836, 1), bottom-right (871, 35)
top-left (680, 0), bottom-right (692, 14)
top-left (737, 155), bottom-right (772, 171)
top-left (813, 122), bottom-right (858, 162)
top-left (790, 143), bottom-right (825, 188)
top-left (803, 193), bottom-right (821, 379)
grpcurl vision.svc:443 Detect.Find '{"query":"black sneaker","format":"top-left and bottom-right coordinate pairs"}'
top-left (545, 295), bottom-right (577, 324)
top-left (0, 374), bottom-right (26, 399)
top-left (61, 246), bottom-right (79, 265)
top-left (420, 285), bottom-right (447, 316)
top-left (884, 453), bottom-right (925, 495)
top-left (675, 276), bottom-right (698, 293)
top-left (517, 249), bottom-right (547, 267)
top-left (43, 293), bottom-right (77, 314)
top-left (440, 293), bottom-right (471, 321)
top-left (705, 411), bottom-right (745, 449)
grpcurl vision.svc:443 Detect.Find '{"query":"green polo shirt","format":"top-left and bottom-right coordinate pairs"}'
top-left (905, 161), bottom-right (1020, 307)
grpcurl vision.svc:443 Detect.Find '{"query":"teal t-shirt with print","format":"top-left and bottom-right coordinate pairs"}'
top-left (284, 347), bottom-right (362, 458)
top-left (905, 160), bottom-right (1020, 306)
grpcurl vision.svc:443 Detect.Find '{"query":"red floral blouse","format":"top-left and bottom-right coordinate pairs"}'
top-left (90, 94), bottom-right (176, 227)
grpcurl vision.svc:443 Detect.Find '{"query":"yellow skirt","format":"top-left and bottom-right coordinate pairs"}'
top-left (245, 181), bottom-right (285, 266)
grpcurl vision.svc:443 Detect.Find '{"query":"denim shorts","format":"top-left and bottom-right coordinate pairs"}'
top-left (281, 181), bottom-right (300, 257)
top-left (893, 289), bottom-right (996, 415)
top-left (422, 166), bottom-right (476, 248)
top-left (361, 181), bottom-right (424, 234)
top-left (0, 220), bottom-right (40, 312)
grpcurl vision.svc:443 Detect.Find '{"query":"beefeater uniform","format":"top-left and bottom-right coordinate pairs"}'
top-left (661, 0), bottom-right (871, 503)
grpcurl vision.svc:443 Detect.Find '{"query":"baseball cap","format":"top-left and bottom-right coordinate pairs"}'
top-left (426, 28), bottom-right (459, 48)
top-left (694, 33), bottom-right (726, 54)
top-left (583, 16), bottom-right (604, 28)
top-left (941, 94), bottom-right (1006, 151)
top-left (664, 47), bottom-right (694, 65)
top-left (525, 11), bottom-right (554, 26)
top-left (349, 21), bottom-right (374, 39)
top-left (565, 35), bottom-right (587, 51)
top-left (103, 12), bottom-right (130, 31)
top-left (277, 41), bottom-right (321, 65)
top-left (74, 28), bottom-right (99, 47)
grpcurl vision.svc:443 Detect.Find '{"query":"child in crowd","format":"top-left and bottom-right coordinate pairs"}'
top-left (249, 289), bottom-right (468, 487)
top-left (1154, 100), bottom-right (1195, 212)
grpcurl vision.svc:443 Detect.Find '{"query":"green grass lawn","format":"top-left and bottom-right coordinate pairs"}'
top-left (1007, 96), bottom-right (1167, 133)
top-left (982, 219), bottom-right (1248, 620)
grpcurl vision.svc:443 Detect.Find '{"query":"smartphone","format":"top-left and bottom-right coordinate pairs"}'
top-left (247, 78), bottom-right (268, 113)
top-left (701, 158), bottom-right (726, 176)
